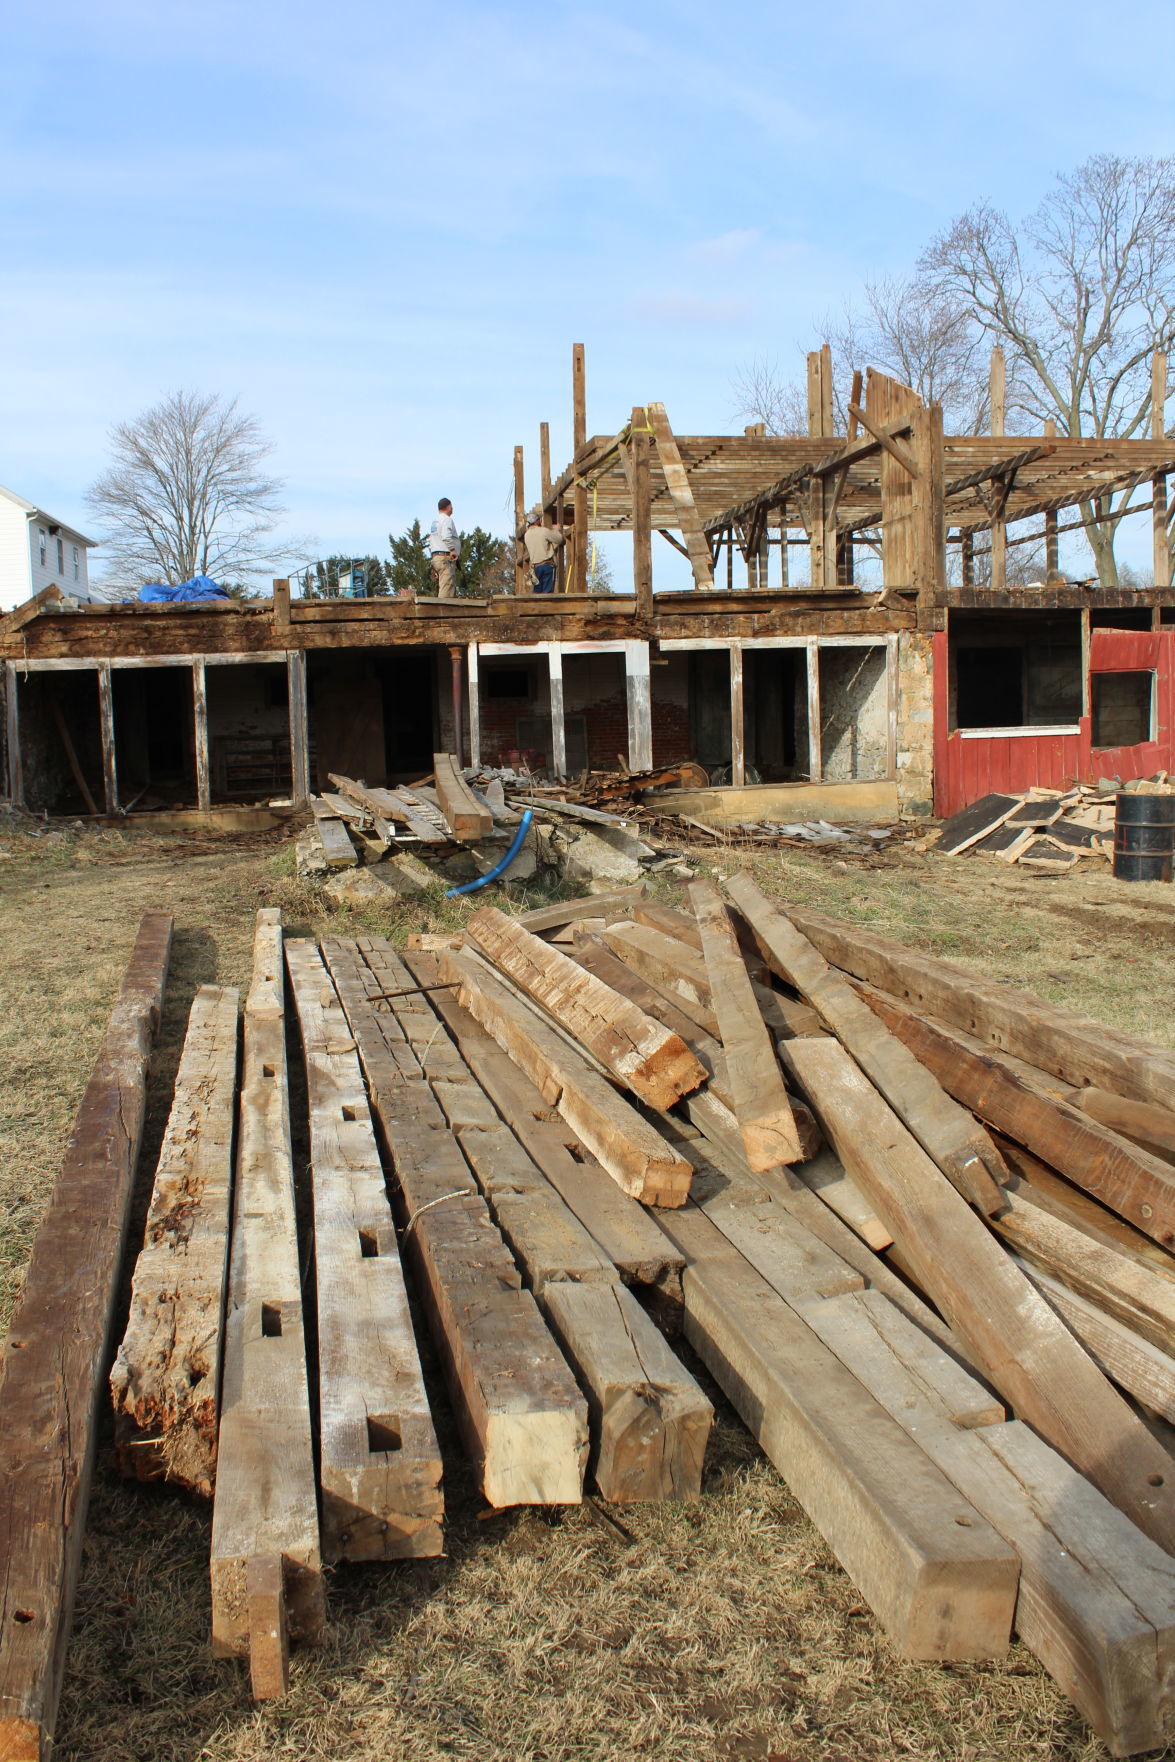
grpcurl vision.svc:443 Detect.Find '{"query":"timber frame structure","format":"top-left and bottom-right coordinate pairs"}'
top-left (4, 345), bottom-right (1175, 823)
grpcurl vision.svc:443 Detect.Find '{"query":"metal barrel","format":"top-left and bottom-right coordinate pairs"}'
top-left (1114, 790), bottom-right (1175, 883)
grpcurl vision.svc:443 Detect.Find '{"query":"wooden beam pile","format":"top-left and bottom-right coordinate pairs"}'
top-left (935, 777), bottom-right (1172, 871)
top-left (450, 880), bottom-right (1175, 1754)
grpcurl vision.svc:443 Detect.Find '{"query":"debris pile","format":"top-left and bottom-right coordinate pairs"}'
top-left (296, 753), bottom-right (901, 892)
top-left (5, 883), bottom-right (1175, 1754)
top-left (936, 774), bottom-right (1173, 871)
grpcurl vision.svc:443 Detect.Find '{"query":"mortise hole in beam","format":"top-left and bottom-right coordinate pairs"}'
top-left (261, 1303), bottom-right (283, 1338)
top-left (1149, 1474), bottom-right (1165, 1487)
top-left (565, 1143), bottom-right (586, 1163)
top-left (13, 1610), bottom-right (35, 1624)
top-left (341, 1105), bottom-right (359, 1122)
top-left (358, 1230), bottom-right (379, 1259)
top-left (366, 1415), bottom-right (402, 1453)
top-left (262, 1063), bottom-right (276, 1079)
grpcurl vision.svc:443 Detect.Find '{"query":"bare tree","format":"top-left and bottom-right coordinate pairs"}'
top-left (731, 355), bottom-right (809, 436)
top-left (922, 155), bottom-right (1175, 583)
top-left (87, 390), bottom-right (291, 588)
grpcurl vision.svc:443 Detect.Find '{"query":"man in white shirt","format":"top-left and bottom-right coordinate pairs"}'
top-left (523, 511), bottom-right (567, 594)
top-left (427, 498), bottom-right (460, 597)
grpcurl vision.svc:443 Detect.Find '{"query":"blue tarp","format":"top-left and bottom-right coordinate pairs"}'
top-left (139, 576), bottom-right (230, 603)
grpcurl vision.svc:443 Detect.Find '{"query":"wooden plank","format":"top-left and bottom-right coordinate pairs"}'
top-left (211, 910), bottom-right (325, 1673)
top-left (401, 954), bottom-right (682, 1290)
top-left (427, 946), bottom-right (692, 1208)
top-left (600, 921), bottom-right (720, 1035)
top-left (689, 880), bottom-right (802, 1170)
top-left (859, 984), bottom-right (1175, 1251)
top-left (0, 912), bottom-right (172, 1762)
top-left (784, 904), bottom-right (1175, 1109)
top-left (991, 1183), bottom-right (1175, 1356)
top-left (245, 1556), bottom-right (289, 1702)
top-left (322, 937), bottom-right (589, 1506)
top-left (433, 752), bottom-right (493, 841)
top-left (780, 1035), bottom-right (1175, 1554)
top-left (726, 876), bottom-right (1008, 1211)
top-left (110, 984), bottom-right (239, 1495)
top-left (325, 772), bottom-right (395, 844)
top-left (933, 791), bottom-right (1022, 855)
top-left (285, 938), bottom-right (444, 1556)
top-left (543, 1280), bottom-right (711, 1501)
top-left (630, 898), bottom-right (826, 1036)
top-left (402, 986), bottom-right (710, 1503)
top-left (515, 886), bottom-right (647, 933)
top-left (1075, 1088), bottom-right (1175, 1168)
top-left (656, 1204), bottom-right (1019, 1660)
top-left (795, 1148), bottom-right (893, 1251)
top-left (630, 407), bottom-right (653, 619)
top-left (646, 403), bottom-right (716, 590)
top-left (310, 806), bottom-right (359, 867)
top-left (465, 906), bottom-right (707, 1109)
top-left (1018, 1259), bottom-right (1175, 1424)
top-left (792, 1285), bottom-right (1175, 1758)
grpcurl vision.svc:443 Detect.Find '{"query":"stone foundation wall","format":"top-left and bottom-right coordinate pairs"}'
top-left (896, 631), bottom-right (934, 816)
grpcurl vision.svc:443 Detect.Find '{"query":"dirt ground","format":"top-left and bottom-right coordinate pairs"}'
top-left (2, 814), bottom-right (1173, 1762)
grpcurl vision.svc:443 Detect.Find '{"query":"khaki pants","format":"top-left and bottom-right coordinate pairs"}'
top-left (430, 553), bottom-right (457, 598)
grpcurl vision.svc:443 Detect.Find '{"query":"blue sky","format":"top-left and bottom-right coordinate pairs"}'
top-left (1, 0), bottom-right (1170, 583)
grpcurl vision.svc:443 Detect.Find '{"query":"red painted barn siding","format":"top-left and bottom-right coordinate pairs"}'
top-left (933, 629), bottom-right (1175, 817)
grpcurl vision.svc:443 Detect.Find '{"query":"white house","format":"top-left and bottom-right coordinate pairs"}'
top-left (0, 485), bottom-right (97, 613)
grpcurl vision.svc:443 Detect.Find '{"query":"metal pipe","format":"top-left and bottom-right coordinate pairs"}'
top-left (445, 809), bottom-right (533, 898)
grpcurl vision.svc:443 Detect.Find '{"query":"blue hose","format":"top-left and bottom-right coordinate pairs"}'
top-left (445, 809), bottom-right (534, 898)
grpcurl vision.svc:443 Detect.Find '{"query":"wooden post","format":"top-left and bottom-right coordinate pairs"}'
top-left (911, 402), bottom-right (946, 613)
top-left (990, 347), bottom-right (1006, 593)
top-left (1153, 351), bottom-right (1169, 588)
top-left (286, 650), bottom-right (310, 807)
top-left (98, 660), bottom-right (119, 815)
top-left (886, 633), bottom-right (899, 778)
top-left (630, 405), bottom-right (653, 618)
top-left (448, 646), bottom-right (464, 764)
top-left (514, 445), bottom-right (528, 595)
top-left (272, 577), bottom-right (291, 626)
top-left (467, 643), bottom-right (481, 767)
top-left (5, 661), bottom-right (23, 807)
top-left (807, 348), bottom-right (834, 588)
top-left (778, 521), bottom-right (788, 587)
top-left (807, 637), bottom-right (822, 781)
top-left (729, 644), bottom-right (745, 786)
top-left (961, 532), bottom-right (974, 586)
top-left (572, 344), bottom-right (588, 593)
top-left (540, 422), bottom-right (552, 506)
top-left (193, 659), bottom-right (211, 811)
top-left (548, 644), bottom-right (566, 779)
top-left (554, 490), bottom-right (567, 593)
top-left (646, 404), bottom-right (715, 590)
top-left (624, 641), bottom-right (652, 772)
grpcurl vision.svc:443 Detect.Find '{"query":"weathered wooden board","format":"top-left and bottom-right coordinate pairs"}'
top-left (516, 886), bottom-right (646, 932)
top-left (466, 906), bottom-right (706, 1109)
top-left (726, 876), bottom-right (1008, 1211)
top-left (656, 1204), bottom-right (1019, 1661)
top-left (689, 880), bottom-right (803, 1170)
top-left (310, 807), bottom-right (359, 866)
top-left (323, 937), bottom-right (589, 1506)
top-left (286, 938), bottom-right (444, 1557)
top-left (1018, 1258), bottom-right (1175, 1423)
top-left (403, 953), bottom-right (682, 1290)
top-left (786, 904), bottom-right (1175, 1109)
top-left (795, 1284), bottom-right (1175, 1758)
top-left (859, 983), bottom-right (1175, 1250)
top-left (0, 912), bottom-right (172, 1761)
top-left (427, 946), bottom-right (692, 1208)
top-left (433, 752), bottom-right (493, 840)
top-left (632, 897), bottom-right (824, 1036)
top-left (1075, 1087), bottom-right (1175, 1169)
top-left (111, 983), bottom-right (240, 1495)
top-left (211, 910), bottom-right (324, 1683)
top-left (933, 792), bottom-right (1022, 855)
top-left (781, 1035), bottom-right (1175, 1554)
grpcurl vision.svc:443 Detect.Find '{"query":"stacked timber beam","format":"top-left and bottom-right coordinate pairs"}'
top-left (0, 913), bottom-right (173, 1761)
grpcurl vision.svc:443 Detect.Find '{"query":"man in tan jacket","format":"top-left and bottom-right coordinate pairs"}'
top-left (523, 511), bottom-right (567, 594)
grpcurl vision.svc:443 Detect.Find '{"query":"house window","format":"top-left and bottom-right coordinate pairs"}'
top-left (72, 546), bottom-right (79, 580)
top-left (56, 537), bottom-right (64, 576)
top-left (1092, 672), bottom-right (1155, 748)
top-left (37, 527), bottom-right (46, 567)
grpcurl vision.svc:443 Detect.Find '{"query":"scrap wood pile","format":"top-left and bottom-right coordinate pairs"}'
top-left (301, 753), bottom-right (898, 894)
top-left (6, 889), bottom-right (1175, 1755)
top-left (936, 773), bottom-right (1173, 870)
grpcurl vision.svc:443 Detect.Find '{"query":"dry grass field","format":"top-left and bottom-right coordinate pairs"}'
top-left (3, 814), bottom-right (1174, 1762)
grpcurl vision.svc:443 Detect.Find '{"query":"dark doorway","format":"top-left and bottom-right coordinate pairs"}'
top-left (111, 666), bottom-right (195, 806)
top-left (746, 649), bottom-right (808, 781)
top-left (381, 653), bottom-right (438, 780)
